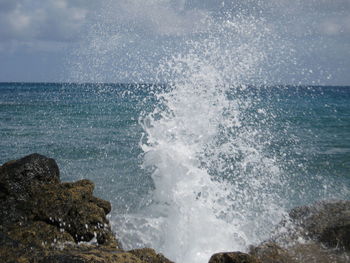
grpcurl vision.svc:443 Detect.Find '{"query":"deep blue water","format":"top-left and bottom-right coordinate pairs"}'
top-left (0, 83), bottom-right (349, 212)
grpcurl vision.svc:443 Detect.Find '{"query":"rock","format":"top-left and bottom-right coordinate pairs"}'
top-left (249, 241), bottom-right (350, 263)
top-left (208, 200), bottom-right (350, 263)
top-left (6, 221), bottom-right (74, 247)
top-left (1, 241), bottom-right (144, 263)
top-left (0, 153), bottom-right (60, 225)
top-left (249, 242), bottom-right (296, 263)
top-left (249, 200), bottom-right (350, 263)
top-left (28, 179), bottom-right (116, 245)
top-left (0, 154), bottom-right (174, 263)
top-left (289, 200), bottom-right (350, 250)
top-left (0, 153), bottom-right (118, 248)
top-left (208, 252), bottom-right (261, 263)
top-left (129, 248), bottom-right (175, 263)
top-left (287, 242), bottom-right (350, 263)
top-left (36, 244), bottom-right (144, 263)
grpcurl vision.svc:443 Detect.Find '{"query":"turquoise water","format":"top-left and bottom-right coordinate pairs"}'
top-left (1, 82), bottom-right (348, 209)
top-left (1, 82), bottom-right (349, 260)
top-left (0, 83), bottom-right (153, 211)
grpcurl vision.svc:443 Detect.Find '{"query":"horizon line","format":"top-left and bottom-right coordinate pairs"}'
top-left (0, 82), bottom-right (349, 88)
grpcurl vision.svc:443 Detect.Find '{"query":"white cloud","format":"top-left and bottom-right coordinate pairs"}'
top-left (8, 9), bottom-right (31, 32)
top-left (0, 0), bottom-right (95, 45)
top-left (102, 0), bottom-right (211, 36)
top-left (0, 0), bottom-right (349, 84)
top-left (1, 0), bottom-right (349, 45)
top-left (319, 15), bottom-right (350, 36)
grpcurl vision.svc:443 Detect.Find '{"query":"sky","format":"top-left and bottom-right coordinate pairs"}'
top-left (0, 0), bottom-right (349, 85)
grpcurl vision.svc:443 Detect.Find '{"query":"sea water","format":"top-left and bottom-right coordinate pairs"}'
top-left (0, 82), bottom-right (349, 262)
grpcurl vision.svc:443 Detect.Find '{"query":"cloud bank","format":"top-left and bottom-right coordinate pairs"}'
top-left (0, 0), bottom-right (349, 84)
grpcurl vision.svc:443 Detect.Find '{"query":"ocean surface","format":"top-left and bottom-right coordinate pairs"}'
top-left (1, 82), bottom-right (349, 262)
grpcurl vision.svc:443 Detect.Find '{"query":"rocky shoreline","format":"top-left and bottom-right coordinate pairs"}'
top-left (0, 154), bottom-right (349, 263)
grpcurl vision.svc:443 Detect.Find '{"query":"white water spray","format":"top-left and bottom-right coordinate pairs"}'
top-left (130, 16), bottom-right (290, 263)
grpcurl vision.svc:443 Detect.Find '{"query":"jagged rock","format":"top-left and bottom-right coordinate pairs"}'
top-left (37, 244), bottom-right (144, 263)
top-left (129, 248), bottom-right (175, 263)
top-left (0, 153), bottom-right (118, 248)
top-left (208, 200), bottom-right (350, 263)
top-left (0, 154), bottom-right (174, 263)
top-left (287, 242), bottom-right (350, 263)
top-left (1, 241), bottom-right (143, 263)
top-left (249, 242), bottom-right (296, 263)
top-left (289, 200), bottom-right (350, 250)
top-left (249, 200), bottom-right (350, 263)
top-left (0, 153), bottom-right (60, 225)
top-left (28, 179), bottom-right (115, 245)
top-left (6, 221), bottom-right (75, 247)
top-left (208, 252), bottom-right (261, 263)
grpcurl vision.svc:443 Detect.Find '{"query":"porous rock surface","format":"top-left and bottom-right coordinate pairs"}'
top-left (208, 251), bottom-right (261, 263)
top-left (209, 200), bottom-right (350, 263)
top-left (0, 153), bottom-right (172, 263)
top-left (289, 200), bottom-right (350, 250)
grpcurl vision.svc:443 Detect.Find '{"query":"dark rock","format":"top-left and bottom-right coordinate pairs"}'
top-left (289, 200), bottom-right (350, 250)
top-left (287, 242), bottom-right (350, 263)
top-left (0, 153), bottom-right (60, 188)
top-left (0, 154), bottom-right (118, 248)
top-left (208, 252), bottom-right (261, 263)
top-left (0, 232), bottom-right (20, 248)
top-left (0, 154), bottom-right (174, 263)
top-left (28, 179), bottom-right (116, 246)
top-left (1, 242), bottom-right (144, 263)
top-left (208, 200), bottom-right (350, 263)
top-left (0, 153), bottom-right (60, 225)
top-left (129, 248), bottom-right (175, 263)
top-left (36, 245), bottom-right (144, 263)
top-left (249, 241), bottom-right (350, 263)
top-left (6, 221), bottom-right (74, 248)
top-left (249, 242), bottom-right (296, 263)
top-left (38, 254), bottom-right (87, 263)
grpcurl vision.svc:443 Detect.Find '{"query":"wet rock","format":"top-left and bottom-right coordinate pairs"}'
top-left (6, 221), bottom-right (74, 248)
top-left (287, 242), bottom-right (350, 263)
top-left (251, 200), bottom-right (350, 263)
top-left (0, 153), bottom-right (118, 248)
top-left (0, 154), bottom-right (174, 263)
top-left (249, 242), bottom-right (296, 263)
top-left (0, 153), bottom-right (60, 225)
top-left (289, 200), bottom-right (350, 250)
top-left (208, 200), bottom-right (350, 263)
top-left (1, 242), bottom-right (144, 263)
top-left (129, 248), bottom-right (175, 263)
top-left (28, 179), bottom-right (116, 245)
top-left (36, 245), bottom-right (144, 263)
top-left (208, 252), bottom-right (261, 263)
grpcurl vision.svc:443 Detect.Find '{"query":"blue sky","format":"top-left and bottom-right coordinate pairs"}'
top-left (0, 0), bottom-right (349, 85)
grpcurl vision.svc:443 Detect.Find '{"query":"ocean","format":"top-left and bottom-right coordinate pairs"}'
top-left (0, 82), bottom-right (349, 262)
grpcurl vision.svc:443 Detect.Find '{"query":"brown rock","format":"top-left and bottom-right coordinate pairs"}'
top-left (0, 154), bottom-right (174, 263)
top-left (289, 200), bottom-right (350, 250)
top-left (0, 153), bottom-right (60, 225)
top-left (208, 252), bottom-right (261, 263)
top-left (6, 221), bottom-right (74, 248)
top-left (0, 154), bottom-right (119, 248)
top-left (129, 248), bottom-right (175, 263)
top-left (28, 179), bottom-right (117, 246)
top-left (37, 245), bottom-right (144, 263)
top-left (249, 242), bottom-right (296, 263)
top-left (287, 242), bottom-right (350, 263)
